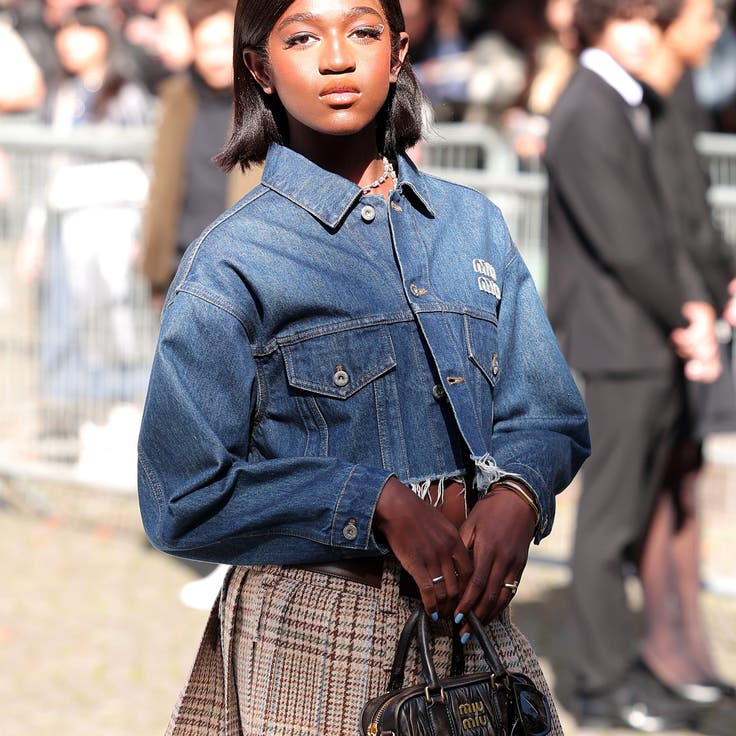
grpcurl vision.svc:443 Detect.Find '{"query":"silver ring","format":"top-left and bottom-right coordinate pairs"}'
top-left (431, 575), bottom-right (445, 584)
top-left (503, 580), bottom-right (519, 594)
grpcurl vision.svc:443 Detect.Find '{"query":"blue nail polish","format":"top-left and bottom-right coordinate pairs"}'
top-left (454, 613), bottom-right (464, 624)
top-left (461, 632), bottom-right (471, 645)
top-left (431, 611), bottom-right (439, 622)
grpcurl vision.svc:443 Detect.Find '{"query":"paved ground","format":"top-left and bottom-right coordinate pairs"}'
top-left (1, 436), bottom-right (735, 736)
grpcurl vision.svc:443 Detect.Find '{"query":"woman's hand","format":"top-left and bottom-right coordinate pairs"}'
top-left (454, 487), bottom-right (537, 638)
top-left (374, 477), bottom-right (473, 619)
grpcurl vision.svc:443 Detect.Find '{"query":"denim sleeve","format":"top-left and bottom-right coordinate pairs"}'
top-left (137, 291), bottom-right (393, 565)
top-left (492, 236), bottom-right (590, 542)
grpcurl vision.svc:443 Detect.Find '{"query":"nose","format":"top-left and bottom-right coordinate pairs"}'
top-left (319, 30), bottom-right (356, 74)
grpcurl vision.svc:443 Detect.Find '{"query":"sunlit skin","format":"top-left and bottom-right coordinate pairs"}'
top-left (244, 0), bottom-right (408, 192)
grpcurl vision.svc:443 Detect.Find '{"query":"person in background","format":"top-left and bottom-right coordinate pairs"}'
top-left (15, 3), bottom-right (151, 448)
top-left (0, 11), bottom-right (46, 115)
top-left (545, 0), bottom-right (721, 730)
top-left (637, 0), bottom-right (736, 705)
top-left (121, 0), bottom-right (195, 92)
top-left (140, 0), bottom-right (259, 307)
top-left (505, 0), bottom-right (581, 164)
top-left (693, 0), bottom-right (736, 132)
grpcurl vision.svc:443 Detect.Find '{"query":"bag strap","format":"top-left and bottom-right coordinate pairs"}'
top-left (386, 609), bottom-right (467, 692)
top-left (387, 609), bottom-right (509, 693)
top-left (465, 611), bottom-right (507, 678)
top-left (387, 608), bottom-right (421, 691)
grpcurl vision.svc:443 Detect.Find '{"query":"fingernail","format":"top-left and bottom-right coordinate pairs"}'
top-left (461, 632), bottom-right (471, 645)
top-left (431, 611), bottom-right (439, 622)
top-left (454, 613), bottom-right (464, 624)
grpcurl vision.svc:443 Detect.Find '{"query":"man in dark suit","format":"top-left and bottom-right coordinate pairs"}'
top-left (544, 0), bottom-right (720, 730)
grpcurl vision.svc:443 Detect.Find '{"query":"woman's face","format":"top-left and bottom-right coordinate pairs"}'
top-left (55, 24), bottom-right (109, 75)
top-left (245, 0), bottom-right (408, 147)
top-left (192, 10), bottom-right (235, 90)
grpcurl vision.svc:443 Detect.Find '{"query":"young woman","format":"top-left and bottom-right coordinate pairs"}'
top-left (137, 0), bottom-right (590, 733)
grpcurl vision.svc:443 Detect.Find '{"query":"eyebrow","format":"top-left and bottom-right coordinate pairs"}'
top-left (276, 6), bottom-right (383, 31)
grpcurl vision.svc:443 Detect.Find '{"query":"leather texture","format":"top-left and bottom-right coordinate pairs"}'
top-left (361, 611), bottom-right (550, 736)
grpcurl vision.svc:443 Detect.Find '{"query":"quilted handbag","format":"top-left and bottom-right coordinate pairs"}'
top-left (360, 609), bottom-right (551, 736)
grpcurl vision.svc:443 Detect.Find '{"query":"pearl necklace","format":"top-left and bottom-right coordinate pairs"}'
top-left (362, 156), bottom-right (398, 195)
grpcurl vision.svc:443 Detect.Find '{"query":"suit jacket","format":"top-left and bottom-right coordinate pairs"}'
top-left (545, 66), bottom-right (695, 375)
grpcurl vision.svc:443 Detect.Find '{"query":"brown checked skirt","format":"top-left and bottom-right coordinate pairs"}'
top-left (165, 560), bottom-right (563, 736)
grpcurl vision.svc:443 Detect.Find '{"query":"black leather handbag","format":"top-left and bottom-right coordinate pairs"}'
top-left (360, 609), bottom-right (552, 736)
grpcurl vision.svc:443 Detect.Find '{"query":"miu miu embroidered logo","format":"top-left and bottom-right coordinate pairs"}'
top-left (458, 700), bottom-right (488, 731)
top-left (473, 258), bottom-right (501, 299)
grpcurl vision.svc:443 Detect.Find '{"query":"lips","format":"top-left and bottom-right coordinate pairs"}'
top-left (319, 84), bottom-right (360, 105)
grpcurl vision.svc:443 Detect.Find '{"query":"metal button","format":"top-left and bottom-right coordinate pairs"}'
top-left (410, 284), bottom-right (427, 297)
top-left (361, 205), bottom-right (376, 223)
top-left (491, 353), bottom-right (500, 377)
top-left (432, 384), bottom-right (446, 401)
top-left (333, 368), bottom-right (350, 387)
top-left (342, 521), bottom-right (359, 541)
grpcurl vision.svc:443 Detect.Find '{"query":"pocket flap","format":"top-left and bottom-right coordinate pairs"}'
top-left (465, 315), bottom-right (500, 386)
top-left (281, 325), bottom-right (397, 399)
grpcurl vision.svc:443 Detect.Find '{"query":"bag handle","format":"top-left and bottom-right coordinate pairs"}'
top-left (386, 609), bottom-right (508, 693)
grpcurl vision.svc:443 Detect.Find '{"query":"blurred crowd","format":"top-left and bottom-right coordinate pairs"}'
top-left (1, 1), bottom-right (736, 144)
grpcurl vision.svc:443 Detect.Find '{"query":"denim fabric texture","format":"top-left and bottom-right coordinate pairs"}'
top-left (137, 144), bottom-right (590, 565)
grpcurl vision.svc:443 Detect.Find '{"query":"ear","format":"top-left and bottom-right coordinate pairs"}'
top-left (243, 48), bottom-right (274, 94)
top-left (390, 32), bottom-right (410, 83)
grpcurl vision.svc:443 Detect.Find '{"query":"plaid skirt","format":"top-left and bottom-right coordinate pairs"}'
top-left (165, 561), bottom-right (563, 736)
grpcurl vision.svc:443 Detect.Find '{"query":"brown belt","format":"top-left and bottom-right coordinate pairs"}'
top-left (294, 558), bottom-right (420, 599)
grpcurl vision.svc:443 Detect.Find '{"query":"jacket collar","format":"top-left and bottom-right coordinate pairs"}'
top-left (580, 48), bottom-right (644, 107)
top-left (261, 143), bottom-right (435, 229)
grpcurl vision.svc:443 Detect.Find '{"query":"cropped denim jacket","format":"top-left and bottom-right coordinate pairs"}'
top-left (137, 144), bottom-right (590, 566)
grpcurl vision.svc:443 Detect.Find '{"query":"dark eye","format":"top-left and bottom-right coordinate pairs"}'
top-left (351, 24), bottom-right (383, 41)
top-left (284, 32), bottom-right (315, 47)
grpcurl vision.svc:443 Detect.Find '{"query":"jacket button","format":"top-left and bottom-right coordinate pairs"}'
top-left (410, 284), bottom-right (427, 297)
top-left (333, 368), bottom-right (350, 387)
top-left (432, 384), bottom-right (446, 400)
top-left (342, 521), bottom-right (359, 541)
top-left (491, 354), bottom-right (500, 377)
top-left (361, 205), bottom-right (376, 223)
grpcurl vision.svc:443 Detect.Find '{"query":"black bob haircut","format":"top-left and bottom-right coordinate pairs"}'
top-left (216, 0), bottom-right (425, 171)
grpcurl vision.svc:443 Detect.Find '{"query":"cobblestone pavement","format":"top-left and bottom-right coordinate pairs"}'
top-left (1, 438), bottom-right (735, 736)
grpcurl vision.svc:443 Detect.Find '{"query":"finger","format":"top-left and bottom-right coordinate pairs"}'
top-left (451, 539), bottom-right (473, 589)
top-left (416, 568), bottom-right (440, 621)
top-left (440, 558), bottom-right (460, 603)
top-left (455, 555), bottom-right (491, 623)
top-left (451, 542), bottom-right (474, 622)
top-left (480, 567), bottom-right (521, 623)
top-left (430, 568), bottom-right (451, 617)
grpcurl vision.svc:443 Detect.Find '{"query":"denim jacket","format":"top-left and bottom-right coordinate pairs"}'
top-left (137, 144), bottom-right (590, 565)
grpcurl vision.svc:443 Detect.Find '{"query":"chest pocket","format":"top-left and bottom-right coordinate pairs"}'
top-left (280, 324), bottom-right (397, 399)
top-left (464, 315), bottom-right (501, 388)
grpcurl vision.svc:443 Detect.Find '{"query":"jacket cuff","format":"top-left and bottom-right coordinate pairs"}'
top-left (331, 465), bottom-right (395, 553)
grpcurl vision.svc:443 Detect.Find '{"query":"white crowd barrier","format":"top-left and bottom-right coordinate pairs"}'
top-left (0, 121), bottom-right (734, 495)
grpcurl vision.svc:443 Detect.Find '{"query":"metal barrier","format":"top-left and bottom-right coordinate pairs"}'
top-left (696, 131), bottom-right (736, 187)
top-left (0, 121), bottom-right (734, 497)
top-left (421, 165), bottom-right (549, 294)
top-left (0, 122), bottom-right (156, 491)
